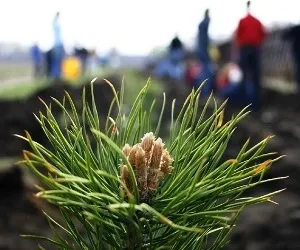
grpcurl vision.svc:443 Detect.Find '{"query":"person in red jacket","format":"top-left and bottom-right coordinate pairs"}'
top-left (235, 1), bottom-right (266, 110)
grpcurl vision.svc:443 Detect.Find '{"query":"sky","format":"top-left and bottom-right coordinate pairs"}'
top-left (0, 0), bottom-right (299, 55)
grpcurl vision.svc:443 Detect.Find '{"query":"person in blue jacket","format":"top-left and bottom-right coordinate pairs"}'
top-left (30, 43), bottom-right (43, 78)
top-left (51, 12), bottom-right (65, 79)
top-left (198, 9), bottom-right (211, 64)
top-left (196, 9), bottom-right (214, 95)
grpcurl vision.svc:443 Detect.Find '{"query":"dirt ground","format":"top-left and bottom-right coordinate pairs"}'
top-left (0, 75), bottom-right (300, 249)
top-left (0, 75), bottom-right (120, 250)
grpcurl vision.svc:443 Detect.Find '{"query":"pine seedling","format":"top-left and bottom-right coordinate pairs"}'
top-left (17, 78), bottom-right (285, 249)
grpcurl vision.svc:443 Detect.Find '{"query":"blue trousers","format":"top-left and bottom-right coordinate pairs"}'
top-left (239, 45), bottom-right (261, 111)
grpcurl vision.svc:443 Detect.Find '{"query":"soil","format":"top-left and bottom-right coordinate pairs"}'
top-left (0, 75), bottom-right (120, 158)
top-left (224, 90), bottom-right (300, 250)
top-left (0, 75), bottom-right (121, 250)
top-left (1, 74), bottom-right (300, 249)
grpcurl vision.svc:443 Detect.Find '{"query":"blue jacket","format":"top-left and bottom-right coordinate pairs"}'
top-left (31, 45), bottom-right (43, 64)
top-left (198, 16), bottom-right (210, 52)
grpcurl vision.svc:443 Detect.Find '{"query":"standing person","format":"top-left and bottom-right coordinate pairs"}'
top-left (283, 24), bottom-right (300, 87)
top-left (169, 35), bottom-right (184, 64)
top-left (235, 1), bottom-right (266, 110)
top-left (168, 35), bottom-right (185, 81)
top-left (88, 49), bottom-right (99, 76)
top-left (51, 12), bottom-right (65, 79)
top-left (30, 43), bottom-right (43, 78)
top-left (198, 9), bottom-right (211, 64)
top-left (74, 46), bottom-right (89, 75)
top-left (197, 9), bottom-right (215, 95)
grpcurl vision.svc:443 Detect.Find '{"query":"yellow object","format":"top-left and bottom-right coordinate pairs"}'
top-left (209, 45), bottom-right (221, 63)
top-left (62, 56), bottom-right (82, 81)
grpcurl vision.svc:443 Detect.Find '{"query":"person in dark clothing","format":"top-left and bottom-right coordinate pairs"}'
top-left (45, 49), bottom-right (53, 77)
top-left (235, 1), bottom-right (266, 111)
top-left (196, 9), bottom-right (215, 96)
top-left (51, 12), bottom-right (65, 79)
top-left (51, 44), bottom-right (65, 79)
top-left (198, 9), bottom-right (210, 64)
top-left (169, 36), bottom-right (183, 51)
top-left (283, 24), bottom-right (300, 86)
top-left (74, 47), bottom-right (89, 75)
top-left (30, 43), bottom-right (43, 78)
top-left (169, 35), bottom-right (184, 64)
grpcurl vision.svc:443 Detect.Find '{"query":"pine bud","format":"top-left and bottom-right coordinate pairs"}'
top-left (122, 144), bottom-right (132, 157)
top-left (150, 138), bottom-right (164, 169)
top-left (141, 132), bottom-right (155, 164)
top-left (135, 146), bottom-right (147, 191)
top-left (120, 165), bottom-right (132, 192)
top-left (120, 133), bottom-right (172, 203)
top-left (161, 150), bottom-right (173, 176)
top-left (128, 145), bottom-right (138, 169)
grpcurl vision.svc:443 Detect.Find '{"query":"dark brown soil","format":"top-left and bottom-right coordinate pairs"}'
top-left (224, 90), bottom-right (300, 250)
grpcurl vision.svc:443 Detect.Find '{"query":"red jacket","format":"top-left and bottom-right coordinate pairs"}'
top-left (236, 14), bottom-right (266, 47)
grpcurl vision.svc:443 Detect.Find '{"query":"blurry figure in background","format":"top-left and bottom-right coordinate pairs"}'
top-left (30, 43), bottom-right (44, 78)
top-left (216, 63), bottom-right (244, 105)
top-left (185, 56), bottom-right (203, 88)
top-left (74, 46), bottom-right (89, 75)
top-left (198, 9), bottom-right (211, 64)
top-left (88, 49), bottom-right (100, 76)
top-left (109, 48), bottom-right (121, 69)
top-left (154, 36), bottom-right (185, 81)
top-left (154, 58), bottom-right (185, 81)
top-left (235, 1), bottom-right (266, 111)
top-left (169, 35), bottom-right (184, 64)
top-left (167, 35), bottom-right (185, 81)
top-left (45, 49), bottom-right (53, 77)
top-left (195, 9), bottom-right (215, 95)
top-left (209, 44), bottom-right (221, 65)
top-left (51, 12), bottom-right (65, 79)
top-left (283, 24), bottom-right (300, 87)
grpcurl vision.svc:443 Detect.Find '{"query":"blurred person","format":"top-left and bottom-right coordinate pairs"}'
top-left (235, 1), bottom-right (266, 111)
top-left (53, 12), bottom-right (62, 47)
top-left (45, 48), bottom-right (53, 77)
top-left (109, 48), bottom-right (121, 69)
top-left (216, 63), bottom-right (243, 97)
top-left (88, 49), bottom-right (100, 76)
top-left (30, 43), bottom-right (43, 78)
top-left (51, 12), bottom-right (65, 79)
top-left (283, 24), bottom-right (300, 87)
top-left (169, 34), bottom-right (184, 64)
top-left (215, 62), bottom-right (250, 108)
top-left (196, 9), bottom-right (216, 96)
top-left (197, 9), bottom-right (211, 64)
top-left (185, 56), bottom-right (203, 88)
top-left (74, 46), bottom-right (89, 75)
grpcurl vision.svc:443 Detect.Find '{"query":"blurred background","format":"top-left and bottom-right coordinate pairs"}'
top-left (1, 0), bottom-right (300, 249)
